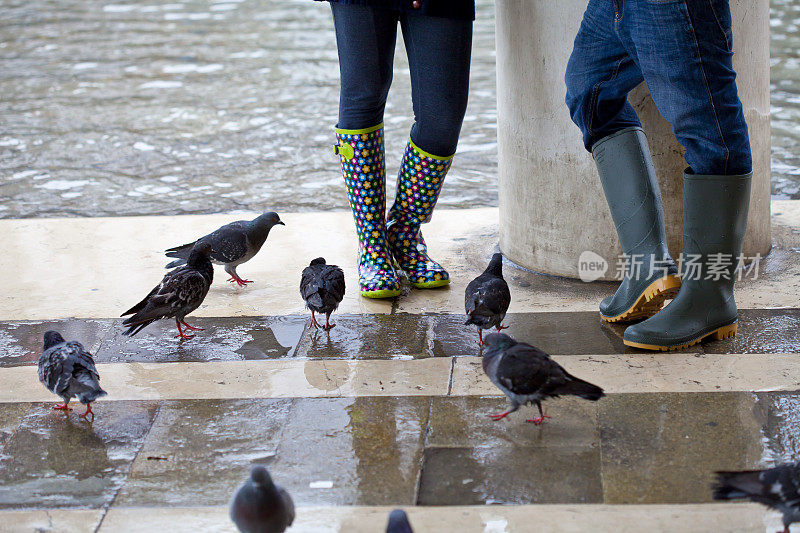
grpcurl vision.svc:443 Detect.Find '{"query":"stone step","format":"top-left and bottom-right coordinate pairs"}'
top-left (1, 205), bottom-right (798, 321)
top-left (2, 308), bottom-right (799, 368)
top-left (0, 503), bottom-right (781, 533)
top-left (1, 393), bottom-right (797, 510)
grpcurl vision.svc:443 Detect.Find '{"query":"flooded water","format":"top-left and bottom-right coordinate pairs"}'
top-left (0, 0), bottom-right (797, 219)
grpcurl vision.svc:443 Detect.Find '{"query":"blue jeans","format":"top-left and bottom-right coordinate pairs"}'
top-left (565, 0), bottom-right (751, 175)
top-left (331, 4), bottom-right (472, 156)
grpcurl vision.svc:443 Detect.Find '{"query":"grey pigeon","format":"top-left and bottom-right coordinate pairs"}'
top-left (300, 257), bottom-right (345, 331)
top-left (386, 509), bottom-right (414, 533)
top-left (38, 331), bottom-right (107, 421)
top-left (465, 253), bottom-right (511, 345)
top-left (230, 465), bottom-right (295, 533)
top-left (482, 333), bottom-right (604, 425)
top-left (122, 241), bottom-right (213, 340)
top-left (165, 211), bottom-right (284, 287)
top-left (714, 463), bottom-right (800, 533)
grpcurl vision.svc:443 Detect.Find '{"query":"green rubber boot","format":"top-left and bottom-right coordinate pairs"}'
top-left (334, 123), bottom-right (400, 299)
top-left (386, 138), bottom-right (452, 289)
top-left (624, 172), bottom-right (752, 350)
top-left (593, 127), bottom-right (681, 322)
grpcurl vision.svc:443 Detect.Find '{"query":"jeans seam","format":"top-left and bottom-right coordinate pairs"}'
top-left (706, 0), bottom-right (731, 51)
top-left (685, 2), bottom-right (730, 174)
top-left (588, 56), bottom-right (626, 137)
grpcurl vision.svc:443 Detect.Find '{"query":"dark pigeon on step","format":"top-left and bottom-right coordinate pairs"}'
top-left (230, 465), bottom-right (295, 533)
top-left (386, 509), bottom-right (414, 533)
top-left (300, 257), bottom-right (345, 331)
top-left (482, 332), bottom-right (604, 425)
top-left (465, 253), bottom-right (511, 345)
top-left (165, 211), bottom-right (284, 287)
top-left (38, 331), bottom-right (107, 421)
top-left (713, 463), bottom-right (800, 533)
top-left (122, 241), bottom-right (213, 340)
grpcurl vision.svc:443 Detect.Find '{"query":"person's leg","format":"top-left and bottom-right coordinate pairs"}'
top-left (619, 0), bottom-right (752, 349)
top-left (384, 13), bottom-right (473, 289)
top-left (331, 5), bottom-right (401, 298)
top-left (332, 4), bottom-right (397, 129)
top-left (565, 0), bottom-right (680, 322)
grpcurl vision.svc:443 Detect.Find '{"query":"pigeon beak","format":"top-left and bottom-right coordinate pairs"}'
top-left (277, 221), bottom-right (285, 226)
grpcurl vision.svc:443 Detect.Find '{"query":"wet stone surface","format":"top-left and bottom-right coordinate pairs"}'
top-left (703, 308), bottom-right (800, 354)
top-left (0, 393), bottom-right (797, 509)
top-left (294, 314), bottom-right (429, 360)
top-left (94, 316), bottom-right (305, 363)
top-left (0, 319), bottom-right (114, 367)
top-left (598, 392), bottom-right (765, 504)
top-left (431, 312), bottom-right (635, 356)
top-left (115, 398), bottom-right (293, 506)
top-left (0, 401), bottom-right (158, 508)
top-left (270, 397), bottom-right (430, 506)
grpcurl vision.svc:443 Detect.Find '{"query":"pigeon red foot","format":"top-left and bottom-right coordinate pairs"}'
top-left (53, 403), bottom-right (72, 411)
top-left (228, 274), bottom-right (253, 287)
top-left (79, 403), bottom-right (95, 422)
top-left (174, 320), bottom-right (197, 340)
top-left (487, 410), bottom-right (514, 421)
top-left (526, 415), bottom-right (551, 425)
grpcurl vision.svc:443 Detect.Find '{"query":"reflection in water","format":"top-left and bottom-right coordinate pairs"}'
top-left (0, 402), bottom-right (156, 508)
top-left (756, 393), bottom-right (800, 466)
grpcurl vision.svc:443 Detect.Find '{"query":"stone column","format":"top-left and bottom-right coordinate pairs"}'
top-left (495, 0), bottom-right (770, 280)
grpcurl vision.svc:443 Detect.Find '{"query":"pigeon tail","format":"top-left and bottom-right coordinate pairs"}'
top-left (121, 320), bottom-right (154, 337)
top-left (165, 242), bottom-right (194, 259)
top-left (306, 293), bottom-right (324, 310)
top-left (712, 471), bottom-right (763, 501)
top-left (553, 375), bottom-right (605, 401)
top-left (165, 258), bottom-right (187, 269)
top-left (77, 387), bottom-right (108, 404)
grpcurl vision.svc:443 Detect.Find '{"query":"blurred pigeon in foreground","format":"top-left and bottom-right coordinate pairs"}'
top-left (714, 463), bottom-right (800, 533)
top-left (465, 253), bottom-right (511, 345)
top-left (122, 242), bottom-right (213, 340)
top-left (165, 212), bottom-right (284, 287)
top-left (230, 465), bottom-right (295, 533)
top-left (482, 333), bottom-right (604, 425)
top-left (38, 331), bottom-right (107, 421)
top-left (300, 257), bottom-right (345, 331)
top-left (386, 509), bottom-right (414, 533)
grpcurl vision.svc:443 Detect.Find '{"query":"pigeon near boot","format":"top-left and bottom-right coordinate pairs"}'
top-left (482, 333), bottom-right (604, 425)
top-left (300, 257), bottom-right (345, 331)
top-left (465, 253), bottom-right (511, 345)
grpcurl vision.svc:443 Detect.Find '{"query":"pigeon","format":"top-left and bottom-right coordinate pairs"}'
top-left (300, 257), bottom-right (345, 331)
top-left (122, 241), bottom-right (214, 340)
top-left (713, 463), bottom-right (800, 533)
top-left (38, 331), bottom-right (107, 421)
top-left (386, 509), bottom-right (414, 533)
top-left (482, 333), bottom-right (604, 425)
top-left (465, 253), bottom-right (512, 345)
top-left (230, 465), bottom-right (295, 533)
top-left (165, 211), bottom-right (284, 287)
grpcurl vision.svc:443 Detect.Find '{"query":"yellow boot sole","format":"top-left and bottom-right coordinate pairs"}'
top-left (411, 278), bottom-right (451, 289)
top-left (361, 288), bottom-right (401, 299)
top-left (601, 274), bottom-right (682, 323)
top-left (623, 321), bottom-right (738, 351)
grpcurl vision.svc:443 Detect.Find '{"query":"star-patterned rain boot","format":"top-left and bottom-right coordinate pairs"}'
top-left (334, 123), bottom-right (401, 299)
top-left (386, 138), bottom-right (452, 289)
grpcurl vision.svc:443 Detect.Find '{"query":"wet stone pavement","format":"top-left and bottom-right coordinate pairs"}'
top-left (0, 307), bottom-right (798, 530)
top-left (0, 392), bottom-right (799, 510)
top-left (1, 309), bottom-right (799, 368)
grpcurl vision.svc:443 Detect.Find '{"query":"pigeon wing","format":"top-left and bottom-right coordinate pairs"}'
top-left (300, 265), bottom-right (322, 302)
top-left (495, 343), bottom-right (558, 396)
top-left (123, 268), bottom-right (208, 325)
top-left (205, 222), bottom-right (249, 263)
top-left (39, 345), bottom-right (73, 395)
top-left (279, 486), bottom-right (295, 527)
top-left (321, 265), bottom-right (346, 306)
